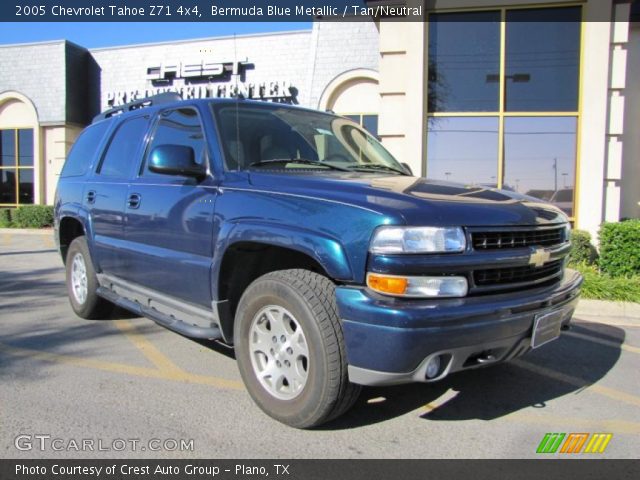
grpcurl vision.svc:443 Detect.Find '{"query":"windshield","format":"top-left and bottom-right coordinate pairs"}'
top-left (211, 102), bottom-right (406, 174)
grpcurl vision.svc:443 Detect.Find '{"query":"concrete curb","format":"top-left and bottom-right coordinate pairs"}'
top-left (0, 228), bottom-right (53, 236)
top-left (575, 299), bottom-right (640, 325)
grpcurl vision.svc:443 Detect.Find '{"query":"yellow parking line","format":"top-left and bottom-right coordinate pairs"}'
top-left (575, 318), bottom-right (640, 328)
top-left (422, 388), bottom-right (459, 414)
top-left (506, 412), bottom-right (640, 435)
top-left (0, 342), bottom-right (244, 390)
top-left (566, 330), bottom-right (640, 354)
top-left (114, 319), bottom-right (185, 375)
top-left (513, 359), bottom-right (640, 408)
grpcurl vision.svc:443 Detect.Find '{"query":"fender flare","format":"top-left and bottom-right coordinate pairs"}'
top-left (212, 220), bottom-right (355, 298)
top-left (57, 207), bottom-right (96, 263)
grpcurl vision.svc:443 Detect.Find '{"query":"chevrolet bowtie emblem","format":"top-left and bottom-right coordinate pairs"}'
top-left (529, 248), bottom-right (551, 267)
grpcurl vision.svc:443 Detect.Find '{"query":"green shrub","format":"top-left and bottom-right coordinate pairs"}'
top-left (0, 208), bottom-right (12, 228)
top-left (574, 263), bottom-right (640, 303)
top-left (568, 229), bottom-right (598, 266)
top-left (598, 220), bottom-right (640, 277)
top-left (11, 205), bottom-right (54, 229)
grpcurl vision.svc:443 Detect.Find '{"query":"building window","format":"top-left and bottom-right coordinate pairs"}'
top-left (0, 129), bottom-right (34, 206)
top-left (504, 117), bottom-right (577, 217)
top-left (427, 117), bottom-right (499, 186)
top-left (426, 6), bottom-right (582, 219)
top-left (343, 114), bottom-right (379, 138)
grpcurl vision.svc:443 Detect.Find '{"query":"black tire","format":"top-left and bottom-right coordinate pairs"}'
top-left (234, 269), bottom-right (361, 428)
top-left (65, 236), bottom-right (113, 319)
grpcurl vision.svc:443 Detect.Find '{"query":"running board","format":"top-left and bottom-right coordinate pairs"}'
top-left (97, 287), bottom-right (222, 339)
top-left (95, 276), bottom-right (222, 340)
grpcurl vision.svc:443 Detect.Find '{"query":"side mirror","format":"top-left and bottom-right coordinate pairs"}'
top-left (148, 145), bottom-right (206, 178)
top-left (401, 162), bottom-right (413, 175)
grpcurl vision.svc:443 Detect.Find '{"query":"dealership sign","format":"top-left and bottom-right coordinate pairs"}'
top-left (105, 57), bottom-right (298, 107)
top-left (146, 59), bottom-right (248, 81)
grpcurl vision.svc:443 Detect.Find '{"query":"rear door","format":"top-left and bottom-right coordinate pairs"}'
top-left (86, 114), bottom-right (150, 278)
top-left (122, 106), bottom-right (217, 308)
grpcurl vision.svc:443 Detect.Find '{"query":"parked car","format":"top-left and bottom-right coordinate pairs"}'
top-left (550, 188), bottom-right (574, 217)
top-left (525, 189), bottom-right (555, 202)
top-left (54, 94), bottom-right (582, 428)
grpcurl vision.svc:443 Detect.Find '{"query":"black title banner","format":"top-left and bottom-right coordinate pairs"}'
top-left (3, 0), bottom-right (425, 22)
top-left (1, 0), bottom-right (612, 22)
top-left (1, 460), bottom-right (639, 480)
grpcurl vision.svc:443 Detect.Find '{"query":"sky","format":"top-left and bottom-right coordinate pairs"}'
top-left (0, 22), bottom-right (311, 48)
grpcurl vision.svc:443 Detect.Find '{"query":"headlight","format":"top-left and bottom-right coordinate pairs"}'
top-left (367, 273), bottom-right (468, 298)
top-left (369, 226), bottom-right (466, 254)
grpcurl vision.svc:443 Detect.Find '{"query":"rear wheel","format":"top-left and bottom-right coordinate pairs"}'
top-left (234, 269), bottom-right (360, 428)
top-left (65, 237), bottom-right (112, 319)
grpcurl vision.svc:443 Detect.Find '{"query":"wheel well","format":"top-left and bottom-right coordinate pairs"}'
top-left (217, 242), bottom-right (331, 342)
top-left (59, 217), bottom-right (85, 264)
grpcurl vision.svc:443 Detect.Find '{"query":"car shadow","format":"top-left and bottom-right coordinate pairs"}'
top-left (0, 264), bottom-right (179, 381)
top-left (0, 318), bottom-right (163, 382)
top-left (318, 319), bottom-right (625, 430)
top-left (190, 337), bottom-right (236, 359)
top-left (1, 259), bottom-right (624, 428)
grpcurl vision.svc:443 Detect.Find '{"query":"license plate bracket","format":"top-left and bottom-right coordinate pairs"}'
top-left (531, 309), bottom-right (565, 349)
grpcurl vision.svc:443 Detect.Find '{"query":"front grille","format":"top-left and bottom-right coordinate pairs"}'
top-left (474, 260), bottom-right (563, 287)
top-left (472, 227), bottom-right (565, 250)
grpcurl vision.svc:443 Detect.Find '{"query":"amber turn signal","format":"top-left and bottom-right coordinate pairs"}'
top-left (366, 272), bottom-right (469, 298)
top-left (367, 274), bottom-right (408, 295)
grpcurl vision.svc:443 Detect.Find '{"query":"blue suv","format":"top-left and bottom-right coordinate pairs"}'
top-left (54, 93), bottom-right (582, 428)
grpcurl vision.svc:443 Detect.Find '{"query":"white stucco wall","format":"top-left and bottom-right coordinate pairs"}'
top-left (44, 125), bottom-right (82, 204)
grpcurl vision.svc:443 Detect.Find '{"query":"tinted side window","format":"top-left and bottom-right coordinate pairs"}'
top-left (98, 116), bottom-right (149, 178)
top-left (61, 122), bottom-right (110, 177)
top-left (143, 108), bottom-right (206, 176)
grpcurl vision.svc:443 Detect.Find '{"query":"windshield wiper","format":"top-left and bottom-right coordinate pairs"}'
top-left (348, 164), bottom-right (409, 175)
top-left (248, 158), bottom-right (351, 172)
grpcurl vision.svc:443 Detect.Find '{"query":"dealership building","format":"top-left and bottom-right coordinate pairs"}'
top-left (0, 0), bottom-right (638, 240)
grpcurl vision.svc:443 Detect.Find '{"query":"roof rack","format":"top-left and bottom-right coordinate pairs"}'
top-left (92, 92), bottom-right (183, 123)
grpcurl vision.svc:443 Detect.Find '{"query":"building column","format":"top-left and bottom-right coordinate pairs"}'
top-left (603, 2), bottom-right (632, 223)
top-left (377, 21), bottom-right (426, 175)
top-left (575, 4), bottom-right (612, 240)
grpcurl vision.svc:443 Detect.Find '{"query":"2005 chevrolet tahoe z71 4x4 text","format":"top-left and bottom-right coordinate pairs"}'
top-left (54, 93), bottom-right (582, 428)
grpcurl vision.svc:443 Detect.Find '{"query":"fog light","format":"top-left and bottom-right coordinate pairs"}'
top-left (425, 355), bottom-right (441, 379)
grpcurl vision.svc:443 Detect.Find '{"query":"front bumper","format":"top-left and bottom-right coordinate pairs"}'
top-left (336, 269), bottom-right (582, 386)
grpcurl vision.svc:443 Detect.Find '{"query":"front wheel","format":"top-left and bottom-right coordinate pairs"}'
top-left (234, 269), bottom-right (360, 428)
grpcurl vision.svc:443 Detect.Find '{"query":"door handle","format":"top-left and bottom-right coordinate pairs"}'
top-left (127, 193), bottom-right (141, 209)
top-left (86, 190), bottom-right (96, 204)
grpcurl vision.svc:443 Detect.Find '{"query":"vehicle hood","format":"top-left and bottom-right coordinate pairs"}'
top-left (246, 172), bottom-right (568, 227)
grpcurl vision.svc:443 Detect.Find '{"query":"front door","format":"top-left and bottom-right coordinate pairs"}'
top-left (122, 107), bottom-right (217, 308)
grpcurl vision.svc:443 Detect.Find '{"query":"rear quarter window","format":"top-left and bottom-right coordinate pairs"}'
top-left (98, 116), bottom-right (150, 178)
top-left (60, 122), bottom-right (110, 178)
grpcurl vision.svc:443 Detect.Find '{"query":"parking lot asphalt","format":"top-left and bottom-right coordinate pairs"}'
top-left (1, 231), bottom-right (639, 459)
